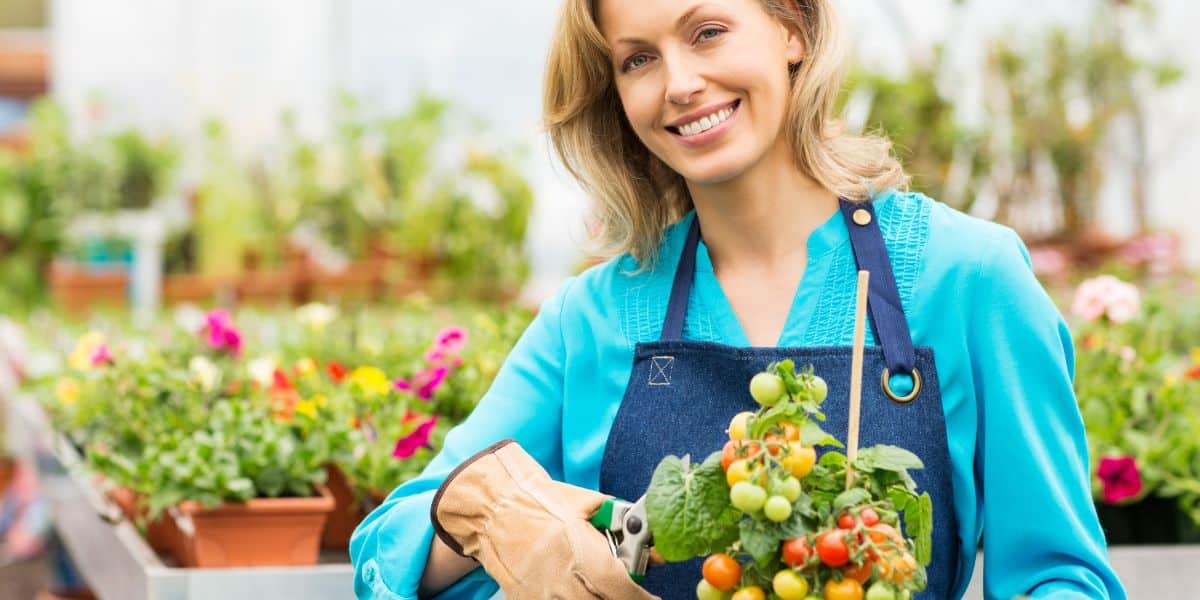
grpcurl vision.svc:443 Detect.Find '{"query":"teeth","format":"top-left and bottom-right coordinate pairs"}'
top-left (677, 105), bottom-right (735, 137)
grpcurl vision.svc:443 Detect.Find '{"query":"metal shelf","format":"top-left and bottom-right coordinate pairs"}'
top-left (10, 395), bottom-right (355, 600)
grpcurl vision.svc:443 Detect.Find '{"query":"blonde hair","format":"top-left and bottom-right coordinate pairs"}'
top-left (543, 0), bottom-right (909, 268)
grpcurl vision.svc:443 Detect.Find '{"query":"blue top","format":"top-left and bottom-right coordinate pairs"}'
top-left (350, 190), bottom-right (1125, 600)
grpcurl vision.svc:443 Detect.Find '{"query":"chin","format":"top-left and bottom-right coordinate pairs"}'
top-left (673, 155), bottom-right (752, 186)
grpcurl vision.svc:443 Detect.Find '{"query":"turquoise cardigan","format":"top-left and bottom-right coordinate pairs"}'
top-left (350, 190), bottom-right (1126, 600)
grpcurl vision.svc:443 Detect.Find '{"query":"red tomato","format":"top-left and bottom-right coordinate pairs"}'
top-left (837, 512), bottom-right (857, 530)
top-left (843, 561), bottom-right (872, 584)
top-left (860, 508), bottom-right (880, 527)
top-left (721, 440), bottom-right (761, 470)
top-left (817, 530), bottom-right (851, 567)
top-left (780, 536), bottom-right (813, 567)
top-left (702, 553), bottom-right (742, 592)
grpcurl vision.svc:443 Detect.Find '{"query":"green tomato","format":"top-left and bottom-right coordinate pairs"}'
top-left (865, 582), bottom-right (900, 600)
top-left (749, 373), bottom-right (785, 407)
top-left (810, 376), bottom-right (828, 403)
top-left (775, 476), bottom-right (801, 502)
top-left (771, 569), bottom-right (809, 600)
top-left (763, 495), bottom-right (792, 522)
top-left (729, 481), bottom-right (767, 513)
top-left (697, 579), bottom-right (732, 600)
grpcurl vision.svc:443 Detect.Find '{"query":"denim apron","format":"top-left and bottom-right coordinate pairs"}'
top-left (598, 200), bottom-right (959, 599)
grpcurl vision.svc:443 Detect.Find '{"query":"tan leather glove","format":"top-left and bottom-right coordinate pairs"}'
top-left (431, 439), bottom-right (659, 600)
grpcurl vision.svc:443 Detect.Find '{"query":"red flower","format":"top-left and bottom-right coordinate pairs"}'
top-left (1184, 364), bottom-right (1200, 381)
top-left (272, 368), bottom-right (294, 391)
top-left (327, 361), bottom-right (348, 383)
top-left (392, 416), bottom-right (438, 459)
top-left (1097, 455), bottom-right (1143, 504)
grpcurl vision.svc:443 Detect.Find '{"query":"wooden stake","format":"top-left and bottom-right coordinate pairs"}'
top-left (846, 270), bottom-right (870, 489)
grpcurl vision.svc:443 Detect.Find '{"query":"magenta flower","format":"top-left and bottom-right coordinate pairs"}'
top-left (392, 416), bottom-right (438, 459)
top-left (90, 344), bottom-right (114, 367)
top-left (423, 347), bottom-right (445, 365)
top-left (393, 378), bottom-right (412, 393)
top-left (1097, 455), bottom-right (1143, 504)
top-left (202, 309), bottom-right (243, 357)
top-left (435, 326), bottom-right (468, 355)
top-left (413, 366), bottom-right (449, 401)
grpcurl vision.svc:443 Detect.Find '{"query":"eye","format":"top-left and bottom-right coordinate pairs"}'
top-left (622, 54), bottom-right (652, 73)
top-left (696, 26), bottom-right (725, 42)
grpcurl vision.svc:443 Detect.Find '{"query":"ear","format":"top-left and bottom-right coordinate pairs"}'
top-left (778, 2), bottom-right (806, 64)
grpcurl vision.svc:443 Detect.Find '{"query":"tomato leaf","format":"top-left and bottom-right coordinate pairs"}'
top-left (833, 488), bottom-right (872, 512)
top-left (854, 445), bottom-right (924, 472)
top-left (800, 420), bottom-right (843, 448)
top-left (737, 497), bottom-right (811, 567)
top-left (645, 451), bottom-right (740, 562)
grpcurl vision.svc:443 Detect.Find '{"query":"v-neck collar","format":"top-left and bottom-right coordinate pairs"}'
top-left (691, 204), bottom-right (852, 348)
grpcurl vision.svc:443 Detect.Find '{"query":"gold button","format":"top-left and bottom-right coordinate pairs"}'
top-left (852, 209), bottom-right (872, 226)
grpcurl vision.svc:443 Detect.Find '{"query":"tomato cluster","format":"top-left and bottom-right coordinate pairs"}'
top-left (695, 366), bottom-right (925, 600)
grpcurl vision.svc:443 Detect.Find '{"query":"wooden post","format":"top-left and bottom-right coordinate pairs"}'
top-left (846, 270), bottom-right (870, 489)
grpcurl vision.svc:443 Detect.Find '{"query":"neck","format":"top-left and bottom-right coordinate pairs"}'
top-left (687, 142), bottom-right (839, 274)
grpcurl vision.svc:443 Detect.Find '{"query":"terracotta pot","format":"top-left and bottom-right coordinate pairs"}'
top-left (320, 465), bottom-right (366, 550)
top-left (174, 485), bottom-right (335, 567)
top-left (0, 457), bottom-right (17, 495)
top-left (162, 273), bottom-right (231, 304)
top-left (105, 486), bottom-right (177, 556)
top-left (47, 262), bottom-right (128, 315)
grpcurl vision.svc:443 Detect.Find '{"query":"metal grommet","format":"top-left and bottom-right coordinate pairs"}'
top-left (852, 209), bottom-right (872, 226)
top-left (881, 367), bottom-right (921, 404)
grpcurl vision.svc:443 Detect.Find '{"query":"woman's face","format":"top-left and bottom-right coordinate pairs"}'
top-left (598, 0), bottom-right (804, 185)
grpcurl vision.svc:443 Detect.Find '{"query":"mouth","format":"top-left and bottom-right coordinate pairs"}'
top-left (666, 99), bottom-right (740, 138)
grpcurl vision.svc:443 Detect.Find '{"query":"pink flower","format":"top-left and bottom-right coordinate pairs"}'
top-left (1097, 455), bottom-right (1143, 504)
top-left (393, 378), bottom-right (412, 392)
top-left (434, 326), bottom-right (468, 355)
top-left (90, 344), bottom-right (114, 367)
top-left (392, 416), bottom-right (438, 459)
top-left (1071, 275), bottom-right (1141, 324)
top-left (201, 309), bottom-right (243, 357)
top-left (423, 347), bottom-right (445, 365)
top-left (413, 366), bottom-right (449, 401)
top-left (1029, 247), bottom-right (1070, 277)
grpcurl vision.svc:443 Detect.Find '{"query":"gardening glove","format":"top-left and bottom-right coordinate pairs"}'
top-left (431, 439), bottom-right (659, 600)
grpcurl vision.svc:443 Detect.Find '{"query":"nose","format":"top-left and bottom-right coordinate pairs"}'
top-left (663, 55), bottom-right (705, 105)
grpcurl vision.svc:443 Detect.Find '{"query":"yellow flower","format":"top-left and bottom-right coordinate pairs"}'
top-left (312, 393), bottom-right (328, 407)
top-left (1190, 347), bottom-right (1200, 365)
top-left (56, 378), bottom-right (80, 405)
top-left (1165, 373), bottom-right (1179, 387)
top-left (295, 357), bottom-right (318, 378)
top-left (295, 398), bottom-right (318, 419)
top-left (68, 331), bottom-right (106, 371)
top-left (350, 366), bottom-right (391, 397)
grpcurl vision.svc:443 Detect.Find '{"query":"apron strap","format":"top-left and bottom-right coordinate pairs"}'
top-left (660, 215), bottom-right (702, 342)
top-left (659, 202), bottom-right (917, 377)
top-left (839, 199), bottom-right (916, 375)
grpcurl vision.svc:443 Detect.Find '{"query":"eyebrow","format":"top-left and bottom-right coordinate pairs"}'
top-left (615, 2), bottom-right (716, 45)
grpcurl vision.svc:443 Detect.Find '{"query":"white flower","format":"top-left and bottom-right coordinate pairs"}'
top-left (296, 303), bottom-right (338, 332)
top-left (247, 356), bottom-right (277, 388)
top-left (189, 356), bottom-right (221, 392)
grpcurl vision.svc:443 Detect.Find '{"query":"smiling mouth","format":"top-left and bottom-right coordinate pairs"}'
top-left (666, 99), bottom-right (740, 137)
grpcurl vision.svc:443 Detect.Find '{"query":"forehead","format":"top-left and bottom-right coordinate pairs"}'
top-left (596, 0), bottom-right (747, 42)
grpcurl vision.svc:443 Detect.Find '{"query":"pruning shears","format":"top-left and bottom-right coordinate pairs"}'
top-left (589, 455), bottom-right (687, 583)
top-left (589, 493), bottom-right (653, 583)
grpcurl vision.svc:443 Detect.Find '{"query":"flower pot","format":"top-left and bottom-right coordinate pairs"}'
top-left (162, 273), bottom-right (231, 304)
top-left (1096, 496), bottom-right (1200, 544)
top-left (320, 465), bottom-right (365, 550)
top-left (173, 485), bottom-right (335, 567)
top-left (105, 486), bottom-right (177, 556)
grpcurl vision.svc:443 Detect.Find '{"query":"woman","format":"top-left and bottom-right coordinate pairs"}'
top-left (351, 0), bottom-right (1127, 598)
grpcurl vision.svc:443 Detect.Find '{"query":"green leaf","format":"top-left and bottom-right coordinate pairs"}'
top-left (645, 452), bottom-right (739, 562)
top-left (800, 421), bottom-right (843, 448)
top-left (855, 445), bottom-right (924, 472)
top-left (833, 488), bottom-right (872, 512)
